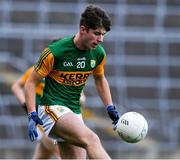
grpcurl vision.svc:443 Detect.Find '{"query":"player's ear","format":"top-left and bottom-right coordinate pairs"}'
top-left (80, 25), bottom-right (88, 34)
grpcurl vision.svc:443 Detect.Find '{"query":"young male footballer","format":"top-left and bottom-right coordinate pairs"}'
top-left (11, 66), bottom-right (61, 159)
top-left (25, 4), bottom-right (120, 159)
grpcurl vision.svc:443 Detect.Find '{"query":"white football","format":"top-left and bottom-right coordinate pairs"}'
top-left (116, 112), bottom-right (148, 143)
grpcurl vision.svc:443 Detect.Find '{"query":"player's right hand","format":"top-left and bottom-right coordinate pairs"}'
top-left (28, 112), bottom-right (43, 141)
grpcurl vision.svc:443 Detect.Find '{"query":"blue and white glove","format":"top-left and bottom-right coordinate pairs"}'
top-left (107, 105), bottom-right (120, 127)
top-left (28, 112), bottom-right (43, 142)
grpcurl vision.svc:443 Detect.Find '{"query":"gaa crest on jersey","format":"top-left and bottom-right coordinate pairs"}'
top-left (90, 60), bottom-right (96, 68)
top-left (63, 62), bottom-right (73, 67)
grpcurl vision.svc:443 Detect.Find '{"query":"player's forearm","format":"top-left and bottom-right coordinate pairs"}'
top-left (11, 83), bottom-right (26, 105)
top-left (94, 75), bottom-right (113, 106)
top-left (24, 80), bottom-right (36, 113)
top-left (11, 79), bottom-right (26, 104)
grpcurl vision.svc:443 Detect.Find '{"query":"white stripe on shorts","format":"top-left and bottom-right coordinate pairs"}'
top-left (37, 105), bottom-right (83, 142)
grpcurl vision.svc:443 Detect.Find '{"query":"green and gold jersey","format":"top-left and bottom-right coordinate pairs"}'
top-left (34, 36), bottom-right (106, 113)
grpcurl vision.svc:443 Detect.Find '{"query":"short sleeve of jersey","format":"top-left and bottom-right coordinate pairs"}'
top-left (21, 67), bottom-right (33, 84)
top-left (92, 45), bottom-right (106, 76)
top-left (34, 48), bottom-right (54, 77)
top-left (93, 56), bottom-right (106, 76)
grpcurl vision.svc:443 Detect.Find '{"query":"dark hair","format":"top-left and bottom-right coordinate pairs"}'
top-left (80, 4), bottom-right (111, 32)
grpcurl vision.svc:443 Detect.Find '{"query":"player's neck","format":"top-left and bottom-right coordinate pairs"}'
top-left (73, 33), bottom-right (88, 51)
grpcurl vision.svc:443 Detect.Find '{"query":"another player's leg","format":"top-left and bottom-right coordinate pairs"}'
top-left (58, 142), bottom-right (86, 159)
top-left (33, 141), bottom-right (52, 159)
top-left (33, 135), bottom-right (61, 159)
top-left (50, 112), bottom-right (110, 159)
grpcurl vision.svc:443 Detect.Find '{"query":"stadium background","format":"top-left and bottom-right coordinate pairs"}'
top-left (0, 0), bottom-right (180, 158)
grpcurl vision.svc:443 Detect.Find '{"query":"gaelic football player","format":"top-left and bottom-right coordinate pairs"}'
top-left (25, 4), bottom-right (120, 159)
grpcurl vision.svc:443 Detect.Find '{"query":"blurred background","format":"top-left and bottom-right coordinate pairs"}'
top-left (0, 0), bottom-right (180, 159)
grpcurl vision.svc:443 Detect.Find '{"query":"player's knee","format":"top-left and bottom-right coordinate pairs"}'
top-left (81, 131), bottom-right (101, 149)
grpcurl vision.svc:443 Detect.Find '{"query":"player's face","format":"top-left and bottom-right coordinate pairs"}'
top-left (81, 26), bottom-right (106, 50)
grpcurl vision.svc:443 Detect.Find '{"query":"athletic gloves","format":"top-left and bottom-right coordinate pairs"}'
top-left (28, 112), bottom-right (43, 141)
top-left (107, 105), bottom-right (120, 126)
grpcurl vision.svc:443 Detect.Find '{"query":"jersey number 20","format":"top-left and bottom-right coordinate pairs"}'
top-left (77, 61), bottom-right (85, 68)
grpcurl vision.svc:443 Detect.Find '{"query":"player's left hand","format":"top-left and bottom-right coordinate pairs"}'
top-left (28, 112), bottom-right (43, 141)
top-left (107, 105), bottom-right (120, 127)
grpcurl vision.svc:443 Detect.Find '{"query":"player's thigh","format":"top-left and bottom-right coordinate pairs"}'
top-left (58, 142), bottom-right (86, 159)
top-left (50, 112), bottom-right (99, 147)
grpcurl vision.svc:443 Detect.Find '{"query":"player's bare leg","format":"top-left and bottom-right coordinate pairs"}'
top-left (50, 112), bottom-right (110, 159)
top-left (58, 142), bottom-right (86, 159)
top-left (33, 135), bottom-right (61, 159)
